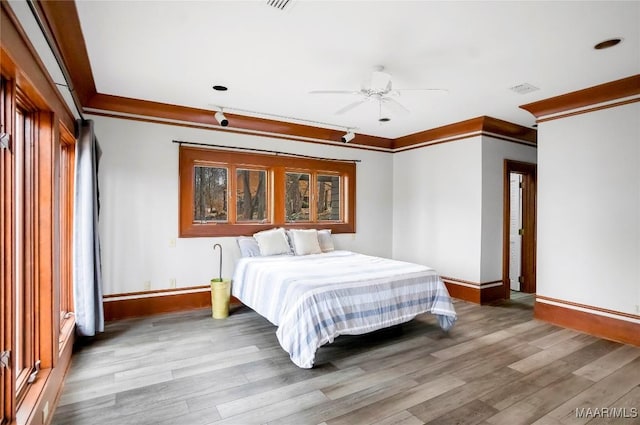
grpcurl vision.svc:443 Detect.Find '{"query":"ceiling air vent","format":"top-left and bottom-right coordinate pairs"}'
top-left (266, 0), bottom-right (293, 11)
top-left (509, 83), bottom-right (539, 95)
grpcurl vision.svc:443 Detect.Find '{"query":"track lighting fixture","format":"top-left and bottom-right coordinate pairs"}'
top-left (341, 130), bottom-right (355, 143)
top-left (214, 111), bottom-right (229, 127)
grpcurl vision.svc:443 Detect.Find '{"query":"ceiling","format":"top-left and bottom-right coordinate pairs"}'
top-left (64, 1), bottom-right (640, 139)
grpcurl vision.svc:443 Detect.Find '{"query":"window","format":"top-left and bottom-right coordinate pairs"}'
top-left (0, 75), bottom-right (6, 425)
top-left (1, 73), bottom-right (70, 423)
top-left (317, 174), bottom-right (340, 221)
top-left (285, 172), bottom-right (310, 222)
top-left (179, 146), bottom-right (356, 237)
top-left (59, 124), bottom-right (75, 332)
top-left (14, 99), bottom-right (37, 406)
top-left (1, 13), bottom-right (77, 423)
top-left (194, 166), bottom-right (228, 222)
top-left (236, 169), bottom-right (267, 222)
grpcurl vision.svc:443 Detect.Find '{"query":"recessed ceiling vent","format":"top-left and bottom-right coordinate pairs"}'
top-left (266, 0), bottom-right (293, 11)
top-left (509, 83), bottom-right (539, 95)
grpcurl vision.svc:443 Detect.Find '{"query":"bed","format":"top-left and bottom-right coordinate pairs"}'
top-left (231, 249), bottom-right (457, 368)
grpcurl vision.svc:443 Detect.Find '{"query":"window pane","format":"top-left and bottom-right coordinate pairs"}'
top-left (59, 140), bottom-right (75, 328)
top-left (236, 169), bottom-right (267, 222)
top-left (285, 172), bottom-right (310, 221)
top-left (193, 166), bottom-right (228, 222)
top-left (15, 108), bottom-right (24, 376)
top-left (14, 106), bottom-right (36, 402)
top-left (317, 174), bottom-right (341, 221)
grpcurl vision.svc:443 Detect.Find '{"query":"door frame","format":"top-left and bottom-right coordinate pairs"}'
top-left (502, 160), bottom-right (537, 298)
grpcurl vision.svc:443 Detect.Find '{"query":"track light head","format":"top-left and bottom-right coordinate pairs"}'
top-left (341, 131), bottom-right (355, 143)
top-left (214, 111), bottom-right (229, 127)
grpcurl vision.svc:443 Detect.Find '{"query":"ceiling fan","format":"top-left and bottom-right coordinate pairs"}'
top-left (310, 65), bottom-right (447, 119)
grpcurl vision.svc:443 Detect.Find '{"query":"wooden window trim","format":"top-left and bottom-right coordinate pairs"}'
top-left (1, 75), bottom-right (14, 425)
top-left (179, 146), bottom-right (356, 237)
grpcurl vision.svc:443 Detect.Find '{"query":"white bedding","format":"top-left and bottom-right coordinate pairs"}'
top-left (232, 250), bottom-right (457, 368)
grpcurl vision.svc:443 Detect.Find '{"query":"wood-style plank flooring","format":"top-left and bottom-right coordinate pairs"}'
top-left (52, 296), bottom-right (640, 425)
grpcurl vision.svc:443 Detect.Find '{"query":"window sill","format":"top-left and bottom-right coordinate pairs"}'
top-left (15, 368), bottom-right (51, 425)
top-left (15, 317), bottom-right (75, 425)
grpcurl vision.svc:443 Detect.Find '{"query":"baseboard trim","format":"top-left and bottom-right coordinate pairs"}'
top-left (534, 296), bottom-right (640, 346)
top-left (103, 286), bottom-right (241, 321)
top-left (442, 277), bottom-right (504, 304)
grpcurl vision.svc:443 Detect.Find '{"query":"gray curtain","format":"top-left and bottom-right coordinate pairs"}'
top-left (73, 119), bottom-right (104, 336)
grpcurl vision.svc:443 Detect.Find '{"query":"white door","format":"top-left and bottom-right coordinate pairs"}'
top-left (509, 173), bottom-right (522, 291)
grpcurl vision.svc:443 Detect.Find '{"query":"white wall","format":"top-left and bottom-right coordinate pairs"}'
top-left (392, 138), bottom-right (483, 282)
top-left (480, 137), bottom-right (537, 282)
top-left (91, 115), bottom-right (394, 295)
top-left (537, 102), bottom-right (640, 315)
top-left (392, 136), bottom-right (537, 284)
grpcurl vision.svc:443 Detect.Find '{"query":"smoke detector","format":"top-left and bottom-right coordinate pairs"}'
top-left (509, 83), bottom-right (540, 95)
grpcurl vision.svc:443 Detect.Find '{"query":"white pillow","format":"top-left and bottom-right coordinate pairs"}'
top-left (290, 229), bottom-right (322, 256)
top-left (317, 229), bottom-right (334, 252)
top-left (236, 236), bottom-right (261, 257)
top-left (253, 228), bottom-right (291, 256)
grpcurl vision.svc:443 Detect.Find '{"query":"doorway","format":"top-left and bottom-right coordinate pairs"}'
top-left (503, 160), bottom-right (537, 299)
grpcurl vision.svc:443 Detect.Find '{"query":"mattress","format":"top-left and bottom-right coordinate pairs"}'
top-left (232, 250), bottom-right (457, 368)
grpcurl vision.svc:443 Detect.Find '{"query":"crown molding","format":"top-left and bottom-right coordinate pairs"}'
top-left (520, 74), bottom-right (640, 119)
top-left (393, 116), bottom-right (537, 152)
top-left (87, 93), bottom-right (395, 150)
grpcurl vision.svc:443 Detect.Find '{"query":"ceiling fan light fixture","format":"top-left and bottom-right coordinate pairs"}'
top-left (310, 66), bottom-right (444, 118)
top-left (214, 111), bottom-right (229, 127)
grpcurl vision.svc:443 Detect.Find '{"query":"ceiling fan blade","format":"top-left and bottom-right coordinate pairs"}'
top-left (335, 99), bottom-right (367, 115)
top-left (309, 90), bottom-right (360, 95)
top-left (380, 97), bottom-right (410, 115)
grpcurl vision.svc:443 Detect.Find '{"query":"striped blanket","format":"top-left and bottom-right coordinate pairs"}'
top-left (232, 250), bottom-right (457, 368)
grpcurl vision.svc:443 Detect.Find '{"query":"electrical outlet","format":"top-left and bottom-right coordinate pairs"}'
top-left (169, 278), bottom-right (176, 288)
top-left (144, 281), bottom-right (151, 290)
top-left (169, 238), bottom-right (176, 248)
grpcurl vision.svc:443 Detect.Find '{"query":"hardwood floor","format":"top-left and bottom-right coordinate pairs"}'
top-left (52, 297), bottom-right (640, 425)
top-left (509, 290), bottom-right (535, 307)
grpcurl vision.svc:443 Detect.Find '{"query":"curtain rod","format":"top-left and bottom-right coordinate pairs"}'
top-left (172, 140), bottom-right (361, 163)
